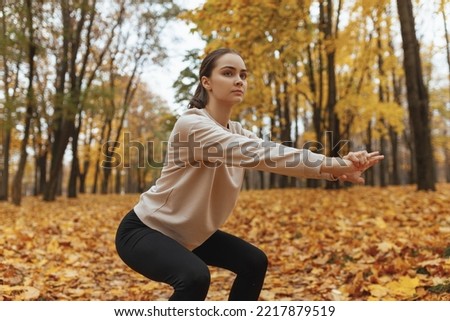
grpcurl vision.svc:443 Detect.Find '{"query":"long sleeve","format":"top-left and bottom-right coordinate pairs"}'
top-left (173, 113), bottom-right (334, 180)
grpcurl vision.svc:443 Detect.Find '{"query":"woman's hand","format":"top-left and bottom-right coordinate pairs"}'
top-left (320, 151), bottom-right (384, 184)
top-left (337, 151), bottom-right (384, 184)
top-left (343, 151), bottom-right (383, 171)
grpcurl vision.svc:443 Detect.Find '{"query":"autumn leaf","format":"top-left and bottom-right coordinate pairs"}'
top-left (385, 276), bottom-right (420, 298)
top-left (368, 284), bottom-right (389, 299)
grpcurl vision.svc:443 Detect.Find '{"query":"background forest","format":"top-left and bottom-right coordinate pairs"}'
top-left (0, 0), bottom-right (449, 205)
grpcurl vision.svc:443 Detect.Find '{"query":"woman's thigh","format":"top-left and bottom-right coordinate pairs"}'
top-left (115, 210), bottom-right (209, 288)
top-left (193, 230), bottom-right (268, 274)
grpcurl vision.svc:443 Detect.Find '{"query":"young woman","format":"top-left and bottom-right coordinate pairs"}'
top-left (115, 48), bottom-right (383, 301)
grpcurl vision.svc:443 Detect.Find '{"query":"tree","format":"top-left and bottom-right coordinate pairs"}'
top-left (11, 0), bottom-right (37, 205)
top-left (396, 0), bottom-right (436, 191)
top-left (173, 49), bottom-right (201, 108)
top-left (442, 0), bottom-right (450, 100)
top-left (0, 1), bottom-right (24, 201)
top-left (320, 0), bottom-right (342, 189)
top-left (440, 0), bottom-right (450, 182)
top-left (66, 0), bottom-right (126, 198)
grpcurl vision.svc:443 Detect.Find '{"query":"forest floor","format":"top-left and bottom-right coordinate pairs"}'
top-left (1, 184), bottom-right (449, 301)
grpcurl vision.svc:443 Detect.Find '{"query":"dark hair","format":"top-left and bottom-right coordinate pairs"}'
top-left (188, 48), bottom-right (242, 109)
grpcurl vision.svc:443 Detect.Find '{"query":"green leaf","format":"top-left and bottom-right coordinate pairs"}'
top-left (443, 246), bottom-right (450, 258)
top-left (416, 267), bottom-right (430, 275)
top-left (427, 283), bottom-right (450, 294)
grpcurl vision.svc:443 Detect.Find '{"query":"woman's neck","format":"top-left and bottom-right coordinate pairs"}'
top-left (205, 103), bottom-right (232, 128)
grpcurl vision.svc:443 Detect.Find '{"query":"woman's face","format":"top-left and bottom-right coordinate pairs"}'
top-left (201, 53), bottom-right (248, 107)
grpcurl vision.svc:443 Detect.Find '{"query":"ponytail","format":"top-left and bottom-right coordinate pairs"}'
top-left (188, 83), bottom-right (208, 109)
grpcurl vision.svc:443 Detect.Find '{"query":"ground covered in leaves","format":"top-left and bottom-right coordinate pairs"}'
top-left (1, 184), bottom-right (449, 301)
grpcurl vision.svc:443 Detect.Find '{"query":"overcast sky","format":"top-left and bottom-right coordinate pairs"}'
top-left (141, 0), bottom-right (205, 114)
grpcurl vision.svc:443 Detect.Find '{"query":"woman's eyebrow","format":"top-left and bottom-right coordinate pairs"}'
top-left (219, 66), bottom-right (248, 72)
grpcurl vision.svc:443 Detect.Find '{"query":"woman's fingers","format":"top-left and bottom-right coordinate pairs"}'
top-left (349, 151), bottom-right (385, 171)
top-left (362, 153), bottom-right (385, 171)
top-left (338, 171), bottom-right (365, 184)
top-left (345, 150), bottom-right (369, 169)
top-left (368, 151), bottom-right (384, 162)
top-left (338, 150), bottom-right (384, 182)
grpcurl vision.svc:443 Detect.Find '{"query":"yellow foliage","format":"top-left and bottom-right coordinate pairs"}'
top-left (182, 0), bottom-right (420, 148)
top-left (385, 276), bottom-right (420, 298)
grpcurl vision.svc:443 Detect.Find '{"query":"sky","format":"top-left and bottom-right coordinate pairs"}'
top-left (141, 0), bottom-right (205, 114)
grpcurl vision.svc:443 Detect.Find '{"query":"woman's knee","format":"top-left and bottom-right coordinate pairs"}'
top-left (177, 263), bottom-right (210, 288)
top-left (171, 265), bottom-right (211, 300)
top-left (238, 246), bottom-right (268, 276)
top-left (251, 247), bottom-right (268, 272)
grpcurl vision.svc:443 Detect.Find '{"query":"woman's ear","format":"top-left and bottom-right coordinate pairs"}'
top-left (201, 76), bottom-right (211, 90)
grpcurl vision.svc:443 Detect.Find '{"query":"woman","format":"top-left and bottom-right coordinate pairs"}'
top-left (115, 48), bottom-right (383, 301)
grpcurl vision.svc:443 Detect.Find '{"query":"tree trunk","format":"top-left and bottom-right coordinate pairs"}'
top-left (321, 0), bottom-right (341, 190)
top-left (280, 79), bottom-right (292, 188)
top-left (37, 151), bottom-right (47, 194)
top-left (115, 167), bottom-right (121, 194)
top-left (79, 158), bottom-right (89, 193)
top-left (0, 0), bottom-right (19, 201)
top-left (268, 116), bottom-right (278, 189)
top-left (390, 65), bottom-right (402, 185)
top-left (101, 69), bottom-right (138, 193)
top-left (305, 43), bottom-right (321, 189)
top-left (365, 122), bottom-right (375, 186)
top-left (396, 0), bottom-right (435, 191)
top-left (445, 129), bottom-right (450, 183)
top-left (68, 110), bottom-right (82, 198)
top-left (79, 173), bottom-right (87, 194)
top-left (12, 0), bottom-right (36, 205)
top-left (379, 134), bottom-right (387, 187)
top-left (389, 128), bottom-right (400, 185)
top-left (441, 0), bottom-right (450, 183)
top-left (43, 0), bottom-right (71, 201)
top-left (0, 125), bottom-right (10, 201)
top-left (44, 0), bottom-right (98, 200)
top-left (79, 116), bottom-right (94, 194)
top-left (67, 146), bottom-right (80, 197)
top-left (403, 127), bottom-right (416, 184)
top-left (92, 156), bottom-right (100, 194)
top-left (442, 0), bottom-right (450, 101)
top-left (376, 21), bottom-right (388, 188)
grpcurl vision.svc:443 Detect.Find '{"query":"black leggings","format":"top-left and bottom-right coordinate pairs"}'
top-left (115, 210), bottom-right (268, 301)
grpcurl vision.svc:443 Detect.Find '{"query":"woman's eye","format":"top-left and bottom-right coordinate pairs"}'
top-left (240, 73), bottom-right (247, 80)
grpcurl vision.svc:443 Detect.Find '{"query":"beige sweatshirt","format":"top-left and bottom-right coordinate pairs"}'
top-left (134, 108), bottom-right (334, 250)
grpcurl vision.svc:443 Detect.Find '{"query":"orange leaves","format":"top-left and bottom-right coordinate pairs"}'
top-left (226, 184), bottom-right (450, 301)
top-left (0, 184), bottom-right (449, 300)
top-left (0, 285), bottom-right (40, 300)
top-left (366, 276), bottom-right (420, 300)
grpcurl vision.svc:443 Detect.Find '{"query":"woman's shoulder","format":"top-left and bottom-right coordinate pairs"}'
top-left (174, 108), bottom-right (211, 130)
top-left (181, 108), bottom-right (213, 122)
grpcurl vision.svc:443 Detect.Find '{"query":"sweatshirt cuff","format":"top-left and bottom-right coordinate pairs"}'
top-left (314, 154), bottom-right (339, 181)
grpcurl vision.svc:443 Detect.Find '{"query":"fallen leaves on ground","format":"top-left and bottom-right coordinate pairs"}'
top-left (0, 184), bottom-right (449, 301)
